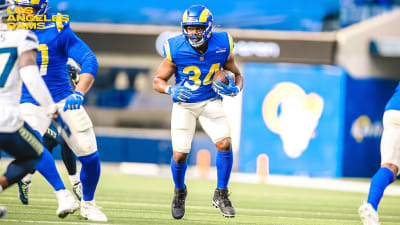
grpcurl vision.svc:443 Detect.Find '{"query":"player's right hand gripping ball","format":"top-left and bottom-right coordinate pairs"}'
top-left (63, 91), bottom-right (84, 111)
top-left (168, 86), bottom-right (192, 102)
top-left (212, 71), bottom-right (239, 96)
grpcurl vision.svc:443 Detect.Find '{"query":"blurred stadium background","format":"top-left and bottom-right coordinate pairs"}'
top-left (4, 0), bottom-right (400, 224)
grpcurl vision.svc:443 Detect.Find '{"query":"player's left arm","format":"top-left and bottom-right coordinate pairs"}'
top-left (62, 26), bottom-right (98, 95)
top-left (223, 54), bottom-right (244, 92)
top-left (60, 25), bottom-right (98, 110)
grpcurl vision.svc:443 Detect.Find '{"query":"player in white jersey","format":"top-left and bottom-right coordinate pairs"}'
top-left (0, 0), bottom-right (75, 218)
top-left (0, 1), bottom-right (79, 218)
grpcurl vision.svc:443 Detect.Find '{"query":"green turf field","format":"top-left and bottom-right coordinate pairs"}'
top-left (0, 171), bottom-right (399, 225)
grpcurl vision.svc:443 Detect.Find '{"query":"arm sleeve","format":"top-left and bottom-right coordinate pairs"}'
top-left (227, 33), bottom-right (234, 58)
top-left (20, 65), bottom-right (56, 114)
top-left (18, 30), bottom-right (39, 56)
top-left (59, 26), bottom-right (98, 78)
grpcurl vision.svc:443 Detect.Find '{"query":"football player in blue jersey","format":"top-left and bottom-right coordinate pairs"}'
top-left (153, 5), bottom-right (243, 219)
top-left (359, 86), bottom-right (400, 225)
top-left (13, 0), bottom-right (107, 221)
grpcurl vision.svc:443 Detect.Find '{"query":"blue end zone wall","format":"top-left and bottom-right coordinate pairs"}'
top-left (342, 76), bottom-right (397, 177)
top-left (14, 133), bottom-right (217, 167)
top-left (239, 63), bottom-right (346, 177)
top-left (239, 63), bottom-right (397, 177)
top-left (95, 133), bottom-right (217, 165)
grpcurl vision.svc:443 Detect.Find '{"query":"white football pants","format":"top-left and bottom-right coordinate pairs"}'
top-left (171, 99), bottom-right (230, 153)
top-left (20, 98), bottom-right (97, 157)
top-left (381, 110), bottom-right (400, 175)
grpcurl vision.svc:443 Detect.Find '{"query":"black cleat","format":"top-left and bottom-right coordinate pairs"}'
top-left (17, 180), bottom-right (31, 205)
top-left (212, 188), bottom-right (235, 218)
top-left (171, 186), bottom-right (187, 219)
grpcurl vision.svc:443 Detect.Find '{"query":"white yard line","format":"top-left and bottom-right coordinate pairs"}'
top-left (2, 196), bottom-right (400, 221)
top-left (3, 212), bottom-right (400, 225)
top-left (0, 219), bottom-right (116, 225)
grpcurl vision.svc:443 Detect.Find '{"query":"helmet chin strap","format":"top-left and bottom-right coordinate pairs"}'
top-left (190, 37), bottom-right (204, 47)
top-left (192, 41), bottom-right (208, 53)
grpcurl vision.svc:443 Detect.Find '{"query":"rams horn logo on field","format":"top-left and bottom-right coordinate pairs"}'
top-left (262, 82), bottom-right (324, 158)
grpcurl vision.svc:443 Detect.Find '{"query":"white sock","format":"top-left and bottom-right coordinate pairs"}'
top-left (22, 173), bottom-right (34, 183)
top-left (69, 174), bottom-right (80, 186)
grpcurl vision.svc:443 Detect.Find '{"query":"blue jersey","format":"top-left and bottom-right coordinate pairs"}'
top-left (385, 83), bottom-right (400, 111)
top-left (21, 13), bottom-right (98, 105)
top-left (163, 32), bottom-right (234, 103)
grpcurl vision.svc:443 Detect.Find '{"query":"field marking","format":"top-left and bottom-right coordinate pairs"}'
top-left (0, 218), bottom-right (118, 225)
top-left (3, 196), bottom-right (400, 222)
top-left (4, 210), bottom-right (400, 225)
top-left (3, 197), bottom-right (400, 225)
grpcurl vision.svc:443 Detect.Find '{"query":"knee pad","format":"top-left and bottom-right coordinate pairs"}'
top-left (63, 127), bottom-right (97, 157)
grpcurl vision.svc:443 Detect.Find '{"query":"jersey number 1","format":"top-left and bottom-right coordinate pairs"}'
top-left (39, 44), bottom-right (49, 76)
top-left (0, 47), bottom-right (18, 88)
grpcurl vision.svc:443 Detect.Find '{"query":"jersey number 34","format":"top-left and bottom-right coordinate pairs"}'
top-left (183, 63), bottom-right (220, 90)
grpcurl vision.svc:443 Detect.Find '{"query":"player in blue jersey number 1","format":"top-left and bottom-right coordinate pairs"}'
top-left (13, 0), bottom-right (107, 222)
top-left (153, 5), bottom-right (244, 219)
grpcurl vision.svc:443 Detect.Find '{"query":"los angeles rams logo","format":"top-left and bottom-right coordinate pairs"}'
top-left (262, 82), bottom-right (324, 158)
top-left (351, 115), bottom-right (382, 143)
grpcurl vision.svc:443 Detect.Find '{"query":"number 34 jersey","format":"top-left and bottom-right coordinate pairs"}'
top-left (163, 32), bottom-right (234, 103)
top-left (0, 29), bottom-right (38, 131)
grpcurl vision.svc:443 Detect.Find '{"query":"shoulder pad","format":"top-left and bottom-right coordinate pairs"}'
top-left (45, 13), bottom-right (70, 33)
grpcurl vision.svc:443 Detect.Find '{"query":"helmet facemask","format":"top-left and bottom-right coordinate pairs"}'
top-left (13, 0), bottom-right (48, 15)
top-left (183, 25), bottom-right (208, 47)
top-left (0, 0), bottom-right (17, 24)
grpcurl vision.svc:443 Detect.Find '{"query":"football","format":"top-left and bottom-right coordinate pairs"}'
top-left (213, 70), bottom-right (235, 85)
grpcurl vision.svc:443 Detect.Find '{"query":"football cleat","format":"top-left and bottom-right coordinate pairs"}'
top-left (171, 186), bottom-right (187, 219)
top-left (72, 182), bottom-right (82, 201)
top-left (81, 200), bottom-right (107, 222)
top-left (17, 180), bottom-right (31, 205)
top-left (0, 206), bottom-right (7, 218)
top-left (55, 189), bottom-right (79, 218)
top-left (359, 202), bottom-right (380, 225)
top-left (212, 188), bottom-right (235, 218)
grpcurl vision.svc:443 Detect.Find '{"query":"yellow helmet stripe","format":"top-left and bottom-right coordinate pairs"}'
top-left (182, 10), bottom-right (188, 23)
top-left (199, 9), bottom-right (210, 23)
top-left (228, 33), bottom-right (234, 56)
top-left (164, 41), bottom-right (172, 62)
top-left (31, 0), bottom-right (40, 4)
top-left (56, 13), bottom-right (64, 33)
